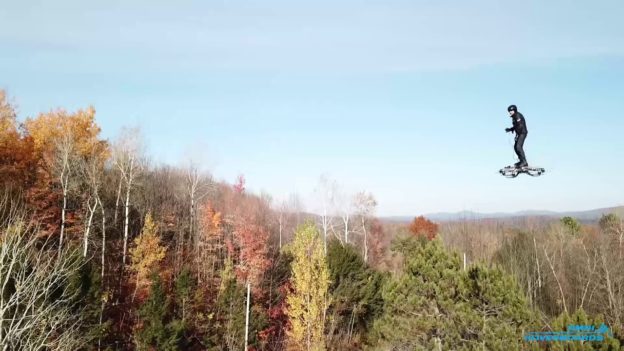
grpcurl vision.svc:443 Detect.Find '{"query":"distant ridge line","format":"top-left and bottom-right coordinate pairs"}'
top-left (382, 205), bottom-right (624, 223)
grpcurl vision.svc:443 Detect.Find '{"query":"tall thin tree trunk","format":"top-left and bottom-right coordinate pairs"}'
top-left (244, 282), bottom-right (251, 351)
top-left (190, 192), bottom-right (196, 253)
top-left (98, 298), bottom-right (105, 351)
top-left (481, 312), bottom-right (486, 351)
top-left (619, 222), bottom-right (623, 259)
top-left (0, 285), bottom-right (3, 345)
top-left (123, 183), bottom-right (131, 265)
top-left (1, 244), bottom-right (18, 347)
top-left (544, 247), bottom-right (568, 314)
top-left (322, 208), bottom-right (328, 254)
top-left (362, 217), bottom-right (368, 262)
top-left (279, 217), bottom-right (283, 249)
top-left (343, 215), bottom-right (349, 244)
top-left (59, 182), bottom-right (68, 256)
top-left (580, 244), bottom-right (596, 310)
top-left (83, 198), bottom-right (97, 257)
top-left (100, 200), bottom-right (106, 279)
top-left (463, 253), bottom-right (467, 271)
top-left (114, 176), bottom-right (123, 224)
top-left (533, 237), bottom-right (541, 289)
top-left (601, 253), bottom-right (616, 312)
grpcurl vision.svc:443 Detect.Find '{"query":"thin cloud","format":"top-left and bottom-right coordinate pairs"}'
top-left (2, 1), bottom-right (622, 73)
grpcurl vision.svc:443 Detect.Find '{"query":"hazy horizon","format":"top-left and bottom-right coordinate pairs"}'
top-left (2, 0), bottom-right (623, 216)
top-left (385, 204), bottom-right (624, 219)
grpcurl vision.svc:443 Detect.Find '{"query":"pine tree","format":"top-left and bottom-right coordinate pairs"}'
top-left (326, 240), bottom-right (385, 350)
top-left (546, 309), bottom-right (623, 351)
top-left (464, 264), bottom-right (536, 350)
top-left (561, 216), bottom-right (582, 236)
top-left (135, 273), bottom-right (185, 351)
top-left (285, 222), bottom-right (331, 351)
top-left (599, 213), bottom-right (621, 233)
top-left (370, 237), bottom-right (468, 350)
top-left (369, 237), bottom-right (536, 350)
top-left (207, 259), bottom-right (246, 351)
top-left (69, 259), bottom-right (110, 346)
top-left (175, 266), bottom-right (194, 322)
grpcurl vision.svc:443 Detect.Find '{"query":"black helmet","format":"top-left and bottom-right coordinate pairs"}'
top-left (507, 105), bottom-right (517, 112)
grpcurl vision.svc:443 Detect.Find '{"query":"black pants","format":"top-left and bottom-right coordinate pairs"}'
top-left (514, 133), bottom-right (528, 164)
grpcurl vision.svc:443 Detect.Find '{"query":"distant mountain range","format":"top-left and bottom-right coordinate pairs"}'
top-left (383, 206), bottom-right (624, 223)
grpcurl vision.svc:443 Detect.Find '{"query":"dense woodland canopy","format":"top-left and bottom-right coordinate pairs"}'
top-left (0, 90), bottom-right (623, 350)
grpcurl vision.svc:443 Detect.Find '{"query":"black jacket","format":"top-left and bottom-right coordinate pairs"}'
top-left (510, 112), bottom-right (528, 135)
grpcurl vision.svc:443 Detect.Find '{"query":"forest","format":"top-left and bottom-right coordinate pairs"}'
top-left (1, 89), bottom-right (623, 350)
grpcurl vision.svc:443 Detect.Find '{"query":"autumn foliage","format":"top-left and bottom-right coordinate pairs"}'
top-left (286, 223), bottom-right (330, 351)
top-left (3, 89), bottom-right (622, 350)
top-left (130, 212), bottom-right (167, 294)
top-left (1, 99), bottom-right (108, 237)
top-left (0, 93), bottom-right (37, 191)
top-left (234, 218), bottom-right (270, 292)
top-left (408, 216), bottom-right (438, 240)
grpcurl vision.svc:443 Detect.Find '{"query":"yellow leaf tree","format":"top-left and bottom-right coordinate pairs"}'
top-left (24, 106), bottom-right (102, 157)
top-left (130, 212), bottom-right (167, 295)
top-left (23, 106), bottom-right (108, 242)
top-left (286, 222), bottom-right (331, 351)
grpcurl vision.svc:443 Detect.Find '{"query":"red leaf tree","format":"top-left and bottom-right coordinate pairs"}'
top-left (408, 216), bottom-right (439, 240)
top-left (233, 217), bottom-right (270, 295)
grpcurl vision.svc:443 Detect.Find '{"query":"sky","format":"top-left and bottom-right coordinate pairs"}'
top-left (1, 0), bottom-right (623, 216)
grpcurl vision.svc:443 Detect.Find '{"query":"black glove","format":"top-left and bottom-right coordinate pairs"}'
top-left (505, 128), bottom-right (513, 133)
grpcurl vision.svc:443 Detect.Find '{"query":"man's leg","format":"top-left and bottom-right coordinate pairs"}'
top-left (515, 133), bottom-right (528, 166)
top-left (514, 135), bottom-right (521, 166)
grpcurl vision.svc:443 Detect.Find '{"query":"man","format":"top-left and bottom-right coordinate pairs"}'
top-left (505, 104), bottom-right (528, 168)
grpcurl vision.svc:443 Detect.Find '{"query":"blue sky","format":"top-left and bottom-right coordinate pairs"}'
top-left (1, 0), bottom-right (623, 216)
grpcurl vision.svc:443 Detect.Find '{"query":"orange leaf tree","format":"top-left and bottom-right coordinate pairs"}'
top-left (22, 106), bottom-right (106, 238)
top-left (408, 216), bottom-right (439, 240)
top-left (0, 91), bottom-right (38, 192)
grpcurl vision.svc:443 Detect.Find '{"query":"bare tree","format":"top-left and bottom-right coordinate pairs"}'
top-left (0, 220), bottom-right (87, 350)
top-left (186, 161), bottom-right (212, 252)
top-left (273, 195), bottom-right (297, 249)
top-left (335, 187), bottom-right (354, 244)
top-left (272, 193), bottom-right (305, 249)
top-left (52, 132), bottom-right (78, 255)
top-left (597, 229), bottom-right (624, 327)
top-left (275, 199), bottom-right (289, 249)
top-left (80, 155), bottom-right (98, 258)
top-left (542, 224), bottom-right (569, 315)
top-left (113, 127), bottom-right (145, 265)
top-left (288, 193), bottom-right (304, 228)
top-left (353, 191), bottom-right (377, 262)
top-left (314, 175), bottom-right (338, 253)
top-left (82, 196), bottom-right (98, 257)
top-left (79, 145), bottom-right (108, 271)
